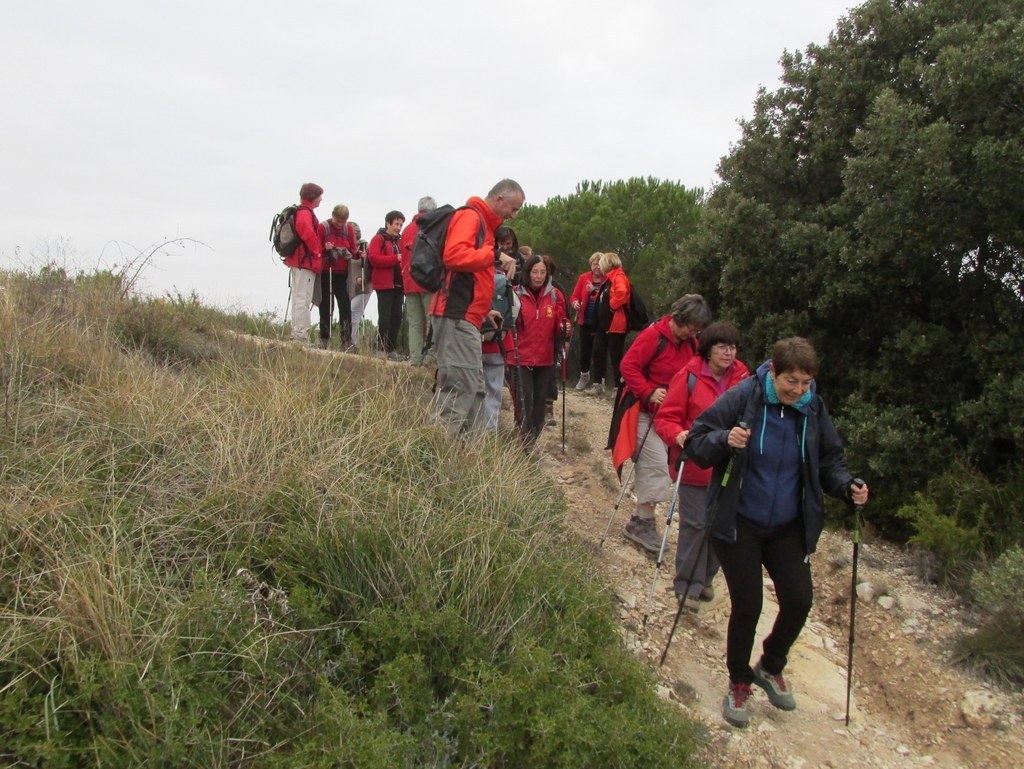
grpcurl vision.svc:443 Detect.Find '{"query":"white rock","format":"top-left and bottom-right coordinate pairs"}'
top-left (960, 689), bottom-right (1002, 728)
top-left (896, 593), bottom-right (929, 613)
top-left (877, 595), bottom-right (896, 610)
top-left (896, 745), bottom-right (911, 756)
top-left (856, 582), bottom-right (876, 602)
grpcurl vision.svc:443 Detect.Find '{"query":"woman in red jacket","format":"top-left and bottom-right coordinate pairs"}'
top-left (368, 210), bottom-right (405, 360)
top-left (283, 183), bottom-right (325, 345)
top-left (505, 255), bottom-right (569, 450)
top-left (590, 251), bottom-right (630, 394)
top-left (654, 322), bottom-right (749, 600)
top-left (569, 252), bottom-right (606, 391)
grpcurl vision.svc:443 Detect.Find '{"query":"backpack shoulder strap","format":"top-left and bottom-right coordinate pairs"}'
top-left (687, 371), bottom-right (697, 395)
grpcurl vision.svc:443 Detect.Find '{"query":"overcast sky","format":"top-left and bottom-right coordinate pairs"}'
top-left (2, 0), bottom-right (855, 319)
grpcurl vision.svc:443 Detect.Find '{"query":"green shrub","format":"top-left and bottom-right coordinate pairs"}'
top-left (0, 264), bottom-right (703, 767)
top-left (956, 545), bottom-right (1024, 686)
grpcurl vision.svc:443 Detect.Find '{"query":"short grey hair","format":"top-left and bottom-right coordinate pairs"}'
top-left (417, 196), bottom-right (437, 212)
top-left (670, 294), bottom-right (712, 328)
top-left (487, 178), bottom-right (525, 199)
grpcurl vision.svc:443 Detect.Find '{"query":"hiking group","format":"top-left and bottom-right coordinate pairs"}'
top-left (274, 178), bottom-right (871, 730)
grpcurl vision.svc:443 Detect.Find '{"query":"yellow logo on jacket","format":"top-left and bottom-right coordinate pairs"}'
top-left (545, 307), bottom-right (553, 318)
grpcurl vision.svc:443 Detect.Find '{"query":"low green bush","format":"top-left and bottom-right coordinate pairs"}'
top-left (0, 265), bottom-right (703, 767)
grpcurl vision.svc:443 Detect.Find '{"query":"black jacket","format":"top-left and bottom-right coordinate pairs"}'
top-left (683, 373), bottom-right (854, 555)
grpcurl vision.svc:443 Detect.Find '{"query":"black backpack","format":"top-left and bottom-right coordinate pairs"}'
top-left (625, 288), bottom-right (651, 331)
top-left (410, 204), bottom-right (484, 292)
top-left (270, 204), bottom-right (304, 259)
top-left (596, 281), bottom-right (651, 333)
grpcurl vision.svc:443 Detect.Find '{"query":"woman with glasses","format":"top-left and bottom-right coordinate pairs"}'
top-left (654, 323), bottom-right (749, 602)
top-left (609, 294), bottom-right (712, 554)
top-left (684, 337), bottom-right (869, 728)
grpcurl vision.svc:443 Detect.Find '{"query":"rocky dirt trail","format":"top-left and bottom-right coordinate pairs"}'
top-left (536, 387), bottom-right (1023, 769)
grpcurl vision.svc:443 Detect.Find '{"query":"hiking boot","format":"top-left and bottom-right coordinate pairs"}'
top-left (575, 372), bottom-right (591, 391)
top-left (545, 402), bottom-right (555, 427)
top-left (624, 516), bottom-right (660, 554)
top-left (317, 338), bottom-right (330, 349)
top-left (723, 683), bottom-right (752, 728)
top-left (752, 661), bottom-right (797, 711)
top-left (587, 381), bottom-right (605, 396)
top-left (699, 585), bottom-right (715, 601)
top-left (387, 352), bottom-right (405, 362)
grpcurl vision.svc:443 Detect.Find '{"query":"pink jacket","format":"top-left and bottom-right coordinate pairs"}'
top-left (654, 355), bottom-right (750, 484)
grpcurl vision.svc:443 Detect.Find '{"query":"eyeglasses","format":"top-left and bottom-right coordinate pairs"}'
top-left (713, 343), bottom-right (738, 351)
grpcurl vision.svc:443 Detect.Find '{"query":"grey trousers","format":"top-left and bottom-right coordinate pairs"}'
top-left (431, 316), bottom-right (485, 437)
top-left (673, 484), bottom-right (720, 598)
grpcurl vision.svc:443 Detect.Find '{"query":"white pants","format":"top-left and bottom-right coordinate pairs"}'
top-left (482, 352), bottom-right (506, 430)
top-left (633, 410), bottom-right (670, 517)
top-left (349, 291), bottom-right (372, 345)
top-left (289, 267), bottom-right (316, 343)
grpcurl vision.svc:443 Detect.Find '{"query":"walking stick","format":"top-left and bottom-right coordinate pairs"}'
top-left (642, 454), bottom-right (685, 627)
top-left (661, 421), bottom-right (749, 666)
top-left (599, 417), bottom-right (655, 546)
top-left (560, 335), bottom-right (568, 454)
top-left (845, 478), bottom-right (866, 726)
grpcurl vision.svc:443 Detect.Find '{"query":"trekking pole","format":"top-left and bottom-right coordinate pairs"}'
top-left (642, 455), bottom-right (685, 627)
top-left (661, 421), bottom-right (749, 666)
top-left (560, 335), bottom-right (568, 454)
top-left (510, 319), bottom-right (525, 431)
top-left (328, 269), bottom-right (334, 349)
top-left (598, 417), bottom-right (656, 547)
top-left (845, 478), bottom-right (866, 726)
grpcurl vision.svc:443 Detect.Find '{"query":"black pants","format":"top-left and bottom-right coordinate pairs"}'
top-left (591, 331), bottom-right (625, 386)
top-left (318, 270), bottom-right (352, 344)
top-left (578, 325), bottom-right (596, 374)
top-left (509, 364), bottom-right (555, 449)
top-left (375, 288), bottom-right (404, 353)
top-left (712, 517), bottom-right (813, 685)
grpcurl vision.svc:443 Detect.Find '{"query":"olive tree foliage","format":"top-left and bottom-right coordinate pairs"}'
top-left (511, 177), bottom-right (702, 316)
top-left (666, 0), bottom-right (1024, 539)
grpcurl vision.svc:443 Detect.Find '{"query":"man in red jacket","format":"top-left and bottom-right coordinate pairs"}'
top-left (283, 183), bottom-right (325, 346)
top-left (430, 179), bottom-right (524, 437)
top-left (400, 195), bottom-right (437, 366)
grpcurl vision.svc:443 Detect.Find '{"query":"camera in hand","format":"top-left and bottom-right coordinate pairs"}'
top-left (325, 247), bottom-right (351, 264)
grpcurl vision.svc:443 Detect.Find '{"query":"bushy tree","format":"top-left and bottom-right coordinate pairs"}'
top-left (668, 0), bottom-right (1024, 537)
top-left (513, 177), bottom-right (703, 316)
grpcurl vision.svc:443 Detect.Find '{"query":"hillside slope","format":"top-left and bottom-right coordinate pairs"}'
top-left (536, 387), bottom-right (1023, 769)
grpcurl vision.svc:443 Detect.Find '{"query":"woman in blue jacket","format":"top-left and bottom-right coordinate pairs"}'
top-left (684, 337), bottom-right (869, 729)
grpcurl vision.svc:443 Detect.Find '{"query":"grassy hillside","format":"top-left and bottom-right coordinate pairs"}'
top-left (0, 266), bottom-right (702, 768)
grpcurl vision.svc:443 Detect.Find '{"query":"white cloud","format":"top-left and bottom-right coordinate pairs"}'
top-left (1, 0), bottom-right (855, 314)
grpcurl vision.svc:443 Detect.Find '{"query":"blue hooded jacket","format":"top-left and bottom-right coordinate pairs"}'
top-left (682, 360), bottom-right (854, 555)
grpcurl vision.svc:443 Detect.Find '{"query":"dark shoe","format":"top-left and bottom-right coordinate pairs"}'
top-left (624, 516), bottom-right (660, 554)
top-left (316, 338), bottom-right (330, 349)
top-left (699, 585), bottom-right (715, 601)
top-left (752, 661), bottom-right (797, 711)
top-left (545, 403), bottom-right (555, 427)
top-left (723, 683), bottom-right (752, 727)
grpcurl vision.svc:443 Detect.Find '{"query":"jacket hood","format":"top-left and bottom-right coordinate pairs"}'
top-left (466, 196), bottom-right (504, 232)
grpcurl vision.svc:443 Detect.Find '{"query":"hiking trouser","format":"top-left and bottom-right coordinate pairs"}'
top-left (482, 352), bottom-right (506, 431)
top-left (673, 484), bottom-right (719, 598)
top-left (713, 517), bottom-right (813, 685)
top-left (592, 330), bottom-right (626, 386)
top-left (288, 267), bottom-right (317, 343)
top-left (376, 288), bottom-right (404, 353)
top-left (318, 270), bottom-right (351, 344)
top-left (349, 291), bottom-right (371, 345)
top-left (578, 324), bottom-right (596, 374)
top-left (405, 291), bottom-right (433, 364)
top-left (633, 410), bottom-right (670, 512)
top-left (509, 364), bottom-right (555, 450)
top-left (431, 316), bottom-right (485, 437)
